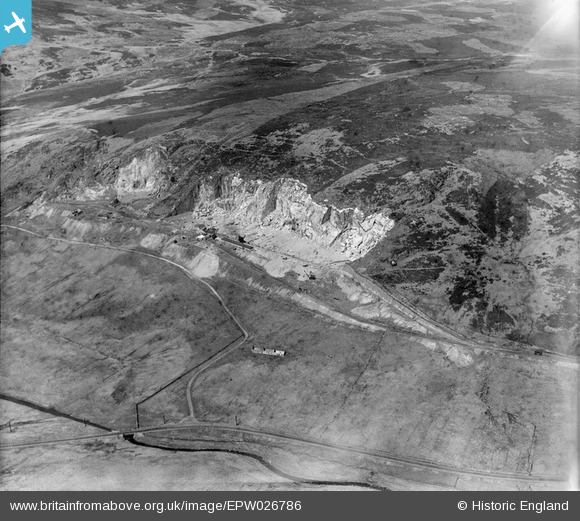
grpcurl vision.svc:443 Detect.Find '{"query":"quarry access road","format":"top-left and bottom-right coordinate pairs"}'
top-left (212, 227), bottom-right (579, 365)
top-left (1, 224), bottom-right (249, 420)
top-left (2, 222), bottom-right (575, 382)
top-left (26, 201), bottom-right (578, 365)
top-left (184, 334), bottom-right (247, 420)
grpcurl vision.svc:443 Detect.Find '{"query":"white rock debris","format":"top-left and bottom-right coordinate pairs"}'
top-left (193, 174), bottom-right (395, 260)
top-left (114, 148), bottom-right (168, 194)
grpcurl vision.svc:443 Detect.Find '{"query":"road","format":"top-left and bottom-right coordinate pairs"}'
top-left (1, 223), bottom-right (250, 421)
top-left (0, 413), bottom-right (568, 487)
top-left (0, 223), bottom-right (572, 489)
top-left (213, 226), bottom-right (579, 364)
top-left (4, 222), bottom-right (574, 365)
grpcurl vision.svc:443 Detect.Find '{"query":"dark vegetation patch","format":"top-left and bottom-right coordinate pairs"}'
top-left (21, 78), bottom-right (126, 104)
top-left (1, 64), bottom-right (13, 77)
top-left (448, 271), bottom-right (487, 312)
top-left (478, 179), bottom-right (528, 242)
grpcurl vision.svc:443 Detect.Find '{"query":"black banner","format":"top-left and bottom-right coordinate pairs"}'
top-left (1, 492), bottom-right (578, 520)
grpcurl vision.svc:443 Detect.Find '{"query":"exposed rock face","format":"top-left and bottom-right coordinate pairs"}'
top-left (193, 174), bottom-right (394, 259)
top-left (114, 148), bottom-right (169, 195)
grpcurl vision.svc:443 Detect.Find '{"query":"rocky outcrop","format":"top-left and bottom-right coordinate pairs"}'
top-left (193, 174), bottom-right (394, 259)
top-left (114, 147), bottom-right (169, 195)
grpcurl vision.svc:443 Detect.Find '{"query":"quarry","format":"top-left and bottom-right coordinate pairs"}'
top-left (1, 0), bottom-right (578, 492)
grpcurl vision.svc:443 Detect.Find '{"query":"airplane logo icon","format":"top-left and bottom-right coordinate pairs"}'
top-left (4, 12), bottom-right (26, 34)
top-left (1, 2), bottom-right (32, 55)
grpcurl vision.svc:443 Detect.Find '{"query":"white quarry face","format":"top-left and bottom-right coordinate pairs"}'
top-left (114, 148), bottom-right (169, 196)
top-left (192, 173), bottom-right (395, 259)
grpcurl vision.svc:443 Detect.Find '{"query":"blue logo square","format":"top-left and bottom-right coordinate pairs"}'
top-left (1, 0), bottom-right (32, 55)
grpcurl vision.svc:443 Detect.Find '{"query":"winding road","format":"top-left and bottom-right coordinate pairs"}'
top-left (0, 222), bottom-right (572, 489)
